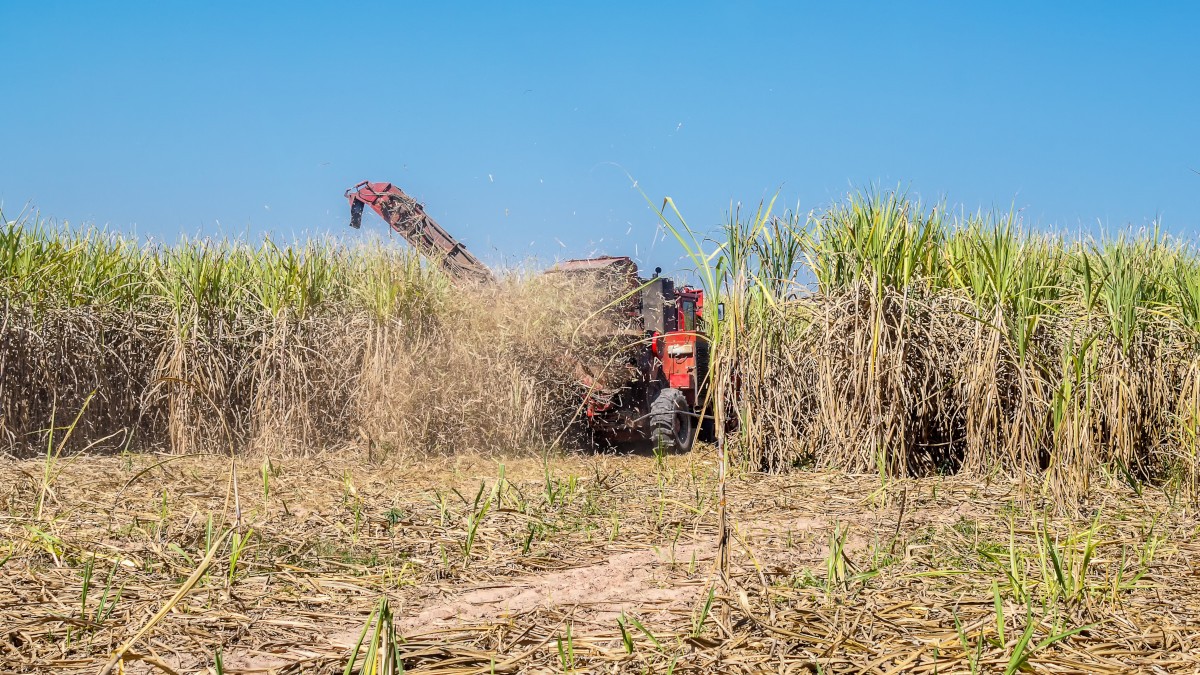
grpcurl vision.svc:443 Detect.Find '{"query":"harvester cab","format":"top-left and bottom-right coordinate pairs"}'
top-left (345, 180), bottom-right (709, 451)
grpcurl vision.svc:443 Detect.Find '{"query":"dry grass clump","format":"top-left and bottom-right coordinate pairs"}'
top-left (0, 214), bottom-right (599, 459)
top-left (737, 284), bottom-right (977, 477)
top-left (0, 306), bottom-right (159, 454)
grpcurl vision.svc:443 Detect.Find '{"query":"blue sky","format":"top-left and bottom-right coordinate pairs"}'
top-left (1, 2), bottom-right (1197, 271)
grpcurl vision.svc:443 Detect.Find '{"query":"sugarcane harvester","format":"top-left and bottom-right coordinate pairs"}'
top-left (345, 181), bottom-right (710, 451)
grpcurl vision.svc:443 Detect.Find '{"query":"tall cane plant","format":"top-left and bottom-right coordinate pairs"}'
top-left (649, 193), bottom-right (784, 576)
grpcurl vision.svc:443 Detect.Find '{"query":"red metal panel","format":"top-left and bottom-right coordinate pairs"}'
top-left (661, 332), bottom-right (698, 403)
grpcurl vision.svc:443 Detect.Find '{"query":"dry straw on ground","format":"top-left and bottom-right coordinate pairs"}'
top-left (2, 450), bottom-right (1198, 673)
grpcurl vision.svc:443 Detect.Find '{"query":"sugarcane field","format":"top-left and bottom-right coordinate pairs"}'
top-left (3, 4), bottom-right (1199, 674)
top-left (4, 193), bottom-right (1200, 673)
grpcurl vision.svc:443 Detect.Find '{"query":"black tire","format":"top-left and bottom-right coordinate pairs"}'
top-left (649, 388), bottom-right (695, 453)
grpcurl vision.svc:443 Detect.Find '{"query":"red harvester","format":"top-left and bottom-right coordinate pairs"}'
top-left (346, 181), bottom-right (710, 451)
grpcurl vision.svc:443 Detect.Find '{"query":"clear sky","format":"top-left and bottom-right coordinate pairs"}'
top-left (1, 2), bottom-right (1197, 270)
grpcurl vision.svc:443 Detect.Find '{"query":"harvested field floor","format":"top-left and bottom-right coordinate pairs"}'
top-left (2, 449), bottom-right (1198, 674)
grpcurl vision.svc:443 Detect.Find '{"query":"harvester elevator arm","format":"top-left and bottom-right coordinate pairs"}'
top-left (345, 181), bottom-right (496, 284)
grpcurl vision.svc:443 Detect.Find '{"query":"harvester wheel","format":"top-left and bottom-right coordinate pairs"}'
top-left (650, 388), bottom-right (694, 453)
